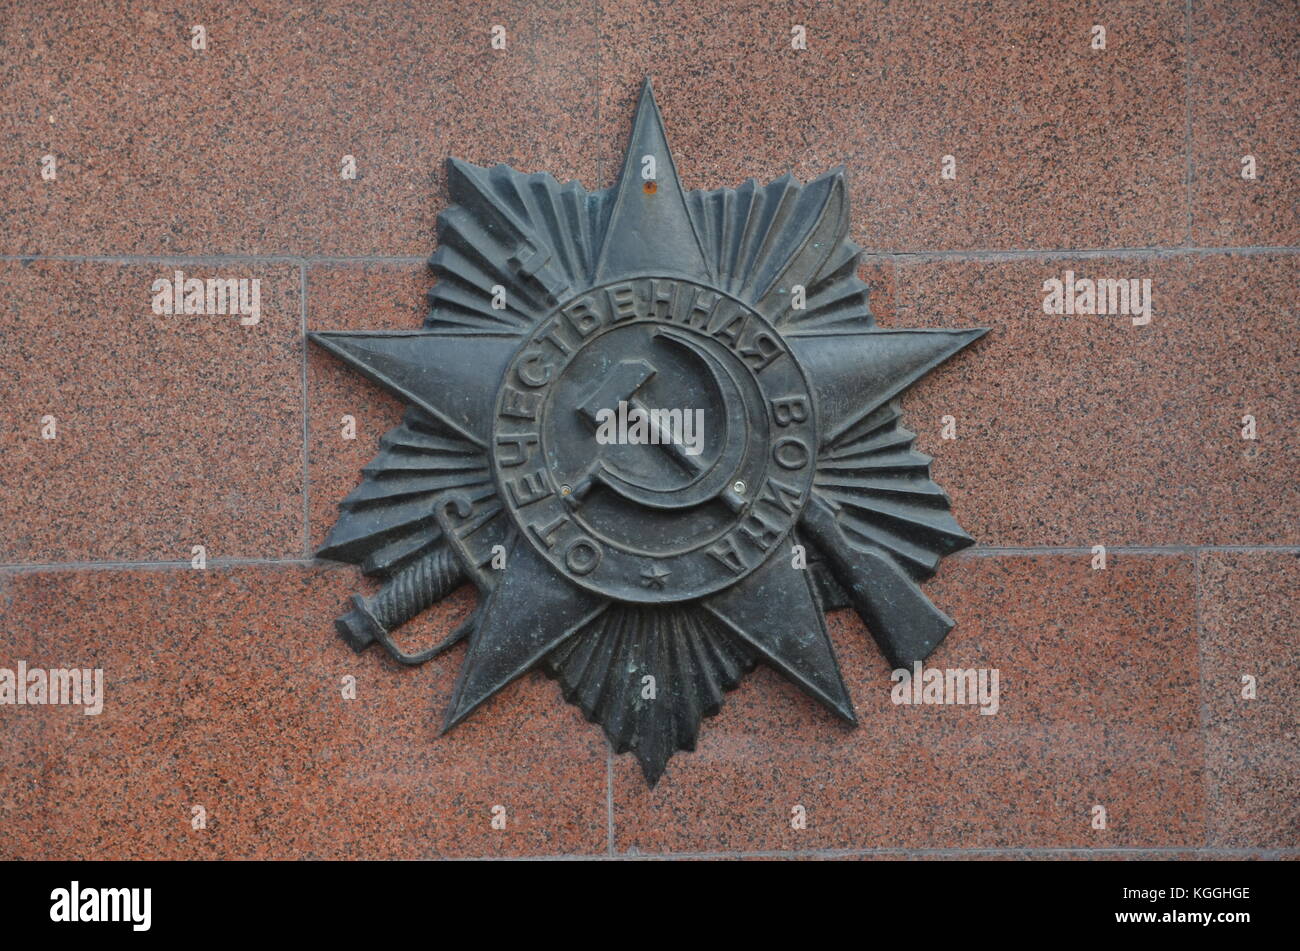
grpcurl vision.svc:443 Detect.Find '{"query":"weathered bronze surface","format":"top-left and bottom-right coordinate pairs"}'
top-left (311, 79), bottom-right (986, 783)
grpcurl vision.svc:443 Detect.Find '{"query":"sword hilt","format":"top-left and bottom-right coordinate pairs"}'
top-left (335, 544), bottom-right (467, 664)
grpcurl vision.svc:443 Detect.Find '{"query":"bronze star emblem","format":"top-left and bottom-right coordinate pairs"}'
top-left (311, 80), bottom-right (986, 783)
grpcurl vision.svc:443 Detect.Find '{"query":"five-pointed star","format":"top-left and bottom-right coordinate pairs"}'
top-left (641, 564), bottom-right (672, 589)
top-left (311, 79), bottom-right (985, 780)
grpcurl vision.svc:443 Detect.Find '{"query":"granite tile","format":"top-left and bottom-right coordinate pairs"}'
top-left (891, 252), bottom-right (1298, 547)
top-left (0, 565), bottom-right (607, 859)
top-left (858, 258), bottom-right (899, 323)
top-left (0, 0), bottom-right (599, 255)
top-left (612, 554), bottom-right (1204, 853)
top-left (597, 0), bottom-right (1187, 252)
top-left (0, 260), bottom-right (303, 564)
top-left (1197, 551), bottom-right (1299, 849)
top-left (892, 254), bottom-right (1198, 546)
top-left (1182, 254), bottom-right (1300, 545)
top-left (1190, 0), bottom-right (1300, 246)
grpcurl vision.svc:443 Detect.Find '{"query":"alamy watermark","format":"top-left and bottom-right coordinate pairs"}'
top-left (1042, 270), bottom-right (1152, 326)
top-left (151, 269), bottom-right (261, 325)
top-left (0, 662), bottom-right (104, 715)
top-left (593, 401), bottom-right (705, 457)
top-left (890, 662), bottom-right (1000, 715)
top-left (50, 881), bottom-right (150, 931)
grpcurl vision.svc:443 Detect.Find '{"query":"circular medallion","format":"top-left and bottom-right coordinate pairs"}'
top-left (491, 276), bottom-right (817, 603)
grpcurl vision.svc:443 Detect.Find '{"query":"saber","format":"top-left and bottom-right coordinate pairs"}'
top-left (334, 544), bottom-right (471, 664)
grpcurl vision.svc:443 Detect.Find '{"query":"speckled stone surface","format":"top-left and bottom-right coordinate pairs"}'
top-left (0, 1), bottom-right (599, 255)
top-left (597, 0), bottom-right (1188, 252)
top-left (0, 0), bottom-right (1295, 860)
top-left (1181, 254), bottom-right (1300, 544)
top-left (0, 261), bottom-right (303, 564)
top-left (1190, 1), bottom-right (1300, 246)
top-left (893, 255), bottom-right (1191, 546)
top-left (893, 253), bottom-right (1298, 547)
top-left (611, 556), bottom-right (1205, 853)
top-left (0, 566), bottom-right (606, 859)
top-left (1197, 551), bottom-right (1299, 848)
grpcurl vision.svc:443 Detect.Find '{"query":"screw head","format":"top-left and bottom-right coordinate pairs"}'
top-left (732, 480), bottom-right (746, 494)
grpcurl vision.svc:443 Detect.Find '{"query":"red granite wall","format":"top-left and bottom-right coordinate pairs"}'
top-left (1, 1), bottom-right (1295, 859)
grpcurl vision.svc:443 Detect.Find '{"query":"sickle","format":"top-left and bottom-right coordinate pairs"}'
top-left (591, 328), bottom-right (751, 512)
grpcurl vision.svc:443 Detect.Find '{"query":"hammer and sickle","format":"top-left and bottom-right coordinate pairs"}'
top-left (573, 328), bottom-right (752, 513)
